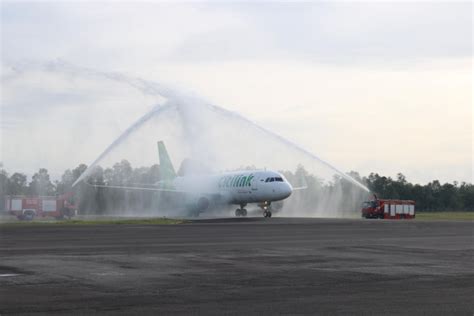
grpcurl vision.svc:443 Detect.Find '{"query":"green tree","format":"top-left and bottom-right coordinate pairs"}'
top-left (8, 172), bottom-right (28, 195)
top-left (29, 168), bottom-right (55, 196)
top-left (0, 165), bottom-right (8, 210)
top-left (459, 182), bottom-right (474, 211)
top-left (72, 164), bottom-right (88, 182)
top-left (56, 169), bottom-right (74, 195)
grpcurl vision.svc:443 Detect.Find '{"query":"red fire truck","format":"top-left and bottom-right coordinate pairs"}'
top-left (361, 197), bottom-right (415, 219)
top-left (5, 193), bottom-right (77, 221)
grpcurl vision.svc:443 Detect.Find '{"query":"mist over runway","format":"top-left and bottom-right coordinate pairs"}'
top-left (1, 218), bottom-right (472, 315)
top-left (3, 61), bottom-right (371, 218)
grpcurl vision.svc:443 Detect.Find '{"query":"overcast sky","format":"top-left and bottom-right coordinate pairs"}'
top-left (1, 1), bottom-right (472, 184)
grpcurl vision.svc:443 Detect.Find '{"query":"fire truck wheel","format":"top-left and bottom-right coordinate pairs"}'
top-left (60, 207), bottom-right (73, 220)
top-left (23, 211), bottom-right (35, 221)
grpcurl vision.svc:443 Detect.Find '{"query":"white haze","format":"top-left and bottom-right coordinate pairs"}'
top-left (2, 61), bottom-right (370, 217)
top-left (2, 2), bottom-right (472, 186)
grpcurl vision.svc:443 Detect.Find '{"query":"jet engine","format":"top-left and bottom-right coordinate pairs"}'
top-left (185, 195), bottom-right (210, 216)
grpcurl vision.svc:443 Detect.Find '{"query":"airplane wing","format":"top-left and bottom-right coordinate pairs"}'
top-left (292, 185), bottom-right (308, 191)
top-left (86, 183), bottom-right (188, 193)
top-left (86, 182), bottom-right (220, 196)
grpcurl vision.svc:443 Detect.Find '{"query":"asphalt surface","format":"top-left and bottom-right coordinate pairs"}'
top-left (0, 217), bottom-right (473, 315)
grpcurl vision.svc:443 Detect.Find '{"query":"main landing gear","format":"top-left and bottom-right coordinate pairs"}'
top-left (235, 204), bottom-right (247, 217)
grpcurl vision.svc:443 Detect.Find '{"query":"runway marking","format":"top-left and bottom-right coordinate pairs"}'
top-left (0, 273), bottom-right (20, 277)
top-left (92, 272), bottom-right (124, 277)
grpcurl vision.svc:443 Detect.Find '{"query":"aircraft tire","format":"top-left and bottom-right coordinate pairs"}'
top-left (242, 209), bottom-right (247, 217)
top-left (235, 209), bottom-right (241, 217)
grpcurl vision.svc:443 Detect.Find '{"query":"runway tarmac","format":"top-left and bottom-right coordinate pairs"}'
top-left (1, 217), bottom-right (473, 315)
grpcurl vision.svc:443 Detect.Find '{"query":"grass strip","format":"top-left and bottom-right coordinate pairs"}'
top-left (0, 217), bottom-right (185, 226)
top-left (416, 212), bottom-right (474, 221)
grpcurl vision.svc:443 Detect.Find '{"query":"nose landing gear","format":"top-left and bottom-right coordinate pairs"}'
top-left (263, 209), bottom-right (272, 218)
top-left (260, 201), bottom-right (272, 218)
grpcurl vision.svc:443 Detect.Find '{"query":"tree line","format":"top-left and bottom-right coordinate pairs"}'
top-left (0, 161), bottom-right (472, 213)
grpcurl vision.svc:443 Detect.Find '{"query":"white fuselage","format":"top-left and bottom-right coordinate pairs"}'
top-left (172, 170), bottom-right (292, 206)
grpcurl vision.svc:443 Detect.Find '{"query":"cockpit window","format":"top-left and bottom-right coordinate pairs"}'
top-left (265, 177), bottom-right (283, 183)
top-left (362, 201), bottom-right (377, 208)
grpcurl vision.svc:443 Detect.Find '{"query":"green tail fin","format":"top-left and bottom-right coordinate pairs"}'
top-left (157, 141), bottom-right (177, 181)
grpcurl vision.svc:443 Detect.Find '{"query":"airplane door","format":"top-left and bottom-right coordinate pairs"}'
top-left (251, 177), bottom-right (258, 191)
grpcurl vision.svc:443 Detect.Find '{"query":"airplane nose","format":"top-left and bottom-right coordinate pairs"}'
top-left (283, 183), bottom-right (292, 198)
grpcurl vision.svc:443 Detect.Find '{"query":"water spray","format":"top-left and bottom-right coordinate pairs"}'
top-left (5, 60), bottom-right (371, 218)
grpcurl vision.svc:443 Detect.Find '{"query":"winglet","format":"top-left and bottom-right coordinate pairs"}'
top-left (158, 141), bottom-right (177, 181)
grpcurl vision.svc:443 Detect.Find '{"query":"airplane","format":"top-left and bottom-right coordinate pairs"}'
top-left (91, 141), bottom-right (304, 218)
